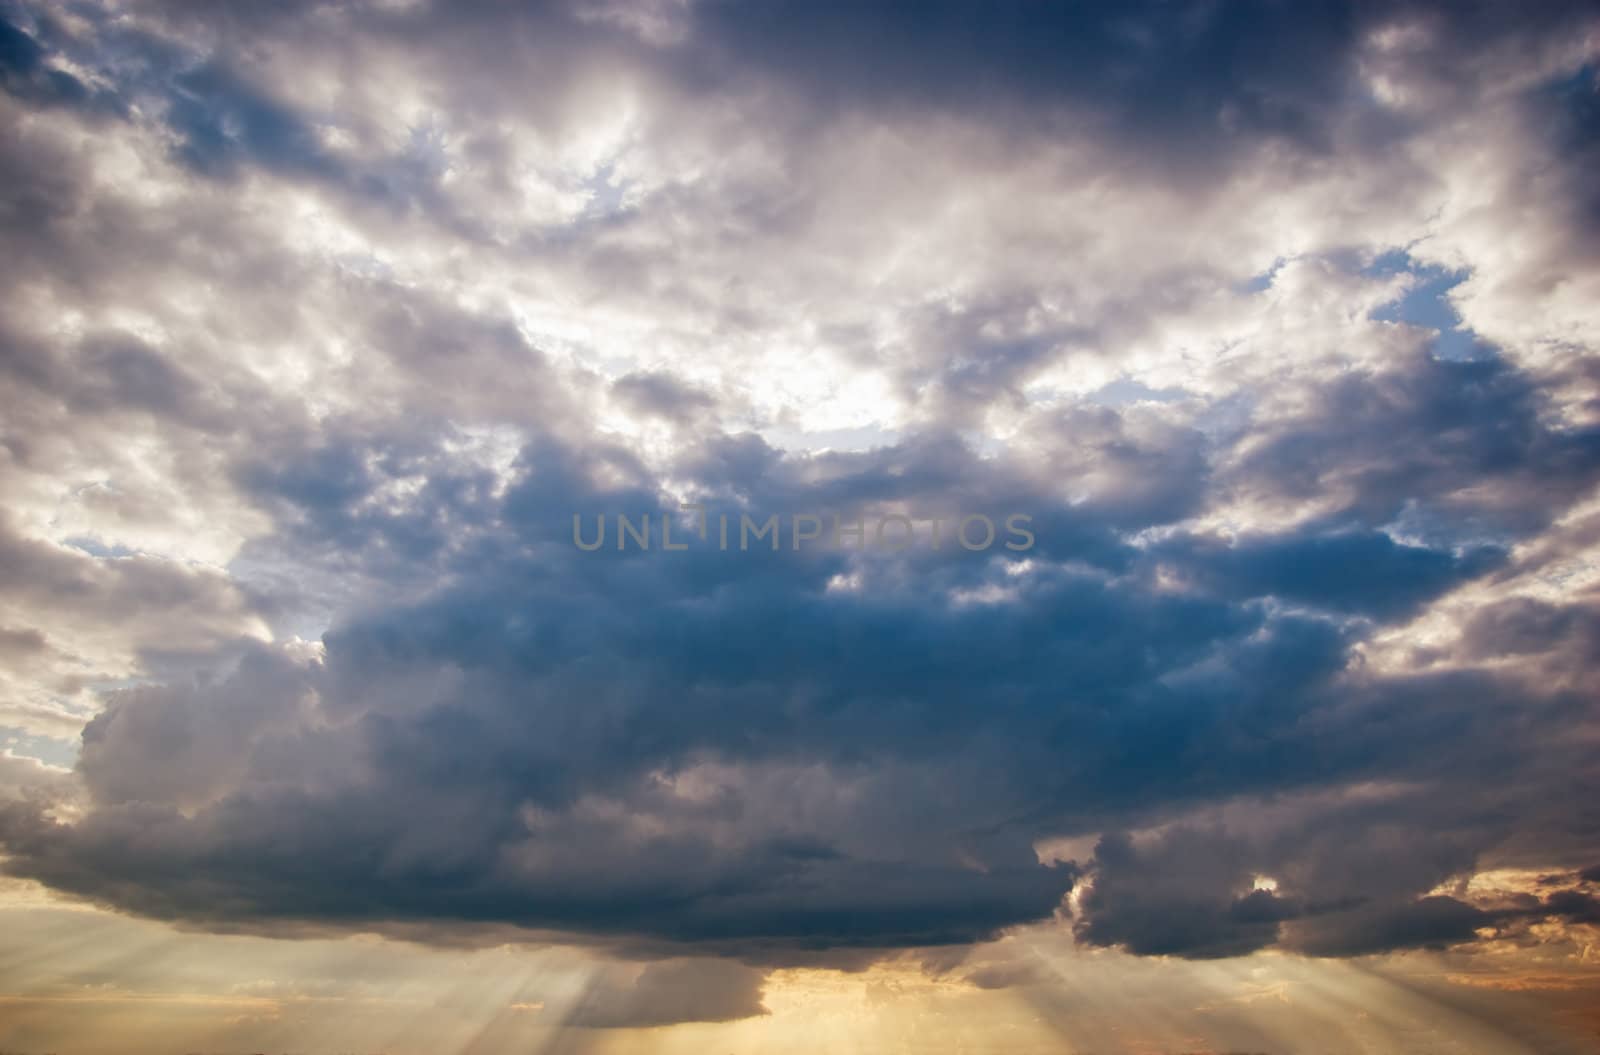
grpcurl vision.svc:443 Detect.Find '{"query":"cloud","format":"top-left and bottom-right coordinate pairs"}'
top-left (0, 745), bottom-right (72, 802)
top-left (562, 958), bottom-right (767, 1028)
top-left (0, 0), bottom-right (1597, 975)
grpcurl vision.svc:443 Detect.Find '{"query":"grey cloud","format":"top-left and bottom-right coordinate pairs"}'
top-left (1073, 829), bottom-right (1289, 959)
top-left (1284, 895), bottom-right (1492, 957)
top-left (611, 370), bottom-right (717, 422)
top-left (1224, 349), bottom-right (1600, 541)
top-left (0, 516), bottom-right (264, 657)
top-left (2, 412), bottom-right (1590, 959)
top-left (563, 959), bottom-right (768, 1028)
top-left (0, 746), bottom-right (71, 801)
top-left (1165, 529), bottom-right (1505, 620)
top-left (0, 626), bottom-right (46, 661)
top-left (0, 0), bottom-right (1597, 974)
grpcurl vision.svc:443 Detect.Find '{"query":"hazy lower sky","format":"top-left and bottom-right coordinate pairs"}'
top-left (2, 2), bottom-right (1599, 1053)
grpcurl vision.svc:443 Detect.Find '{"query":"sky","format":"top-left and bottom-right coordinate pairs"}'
top-left (1, 1), bottom-right (1600, 1053)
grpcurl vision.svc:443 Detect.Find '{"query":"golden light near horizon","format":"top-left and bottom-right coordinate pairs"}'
top-left (3, 876), bottom-right (1598, 1054)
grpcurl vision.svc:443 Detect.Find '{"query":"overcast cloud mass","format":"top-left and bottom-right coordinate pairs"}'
top-left (2, 1), bottom-right (1600, 1051)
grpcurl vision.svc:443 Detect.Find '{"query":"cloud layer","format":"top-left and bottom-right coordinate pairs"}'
top-left (1, 0), bottom-right (1598, 989)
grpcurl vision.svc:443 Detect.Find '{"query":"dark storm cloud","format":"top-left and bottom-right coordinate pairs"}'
top-left (1073, 830), bottom-right (1293, 959)
top-left (1, 0), bottom-right (1598, 972)
top-left (1285, 895), bottom-right (1491, 957)
top-left (4, 403), bottom-right (1593, 958)
top-left (5, 319), bottom-right (1597, 958)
